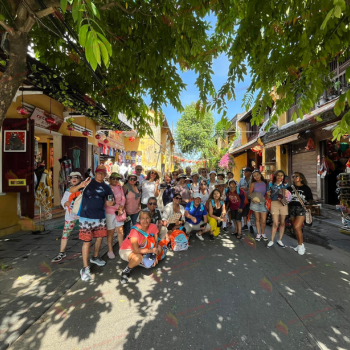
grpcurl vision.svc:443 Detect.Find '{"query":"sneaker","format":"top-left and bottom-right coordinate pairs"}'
top-left (107, 251), bottom-right (115, 259)
top-left (255, 234), bottom-right (262, 241)
top-left (209, 235), bottom-right (215, 241)
top-left (120, 272), bottom-right (130, 284)
top-left (196, 233), bottom-right (204, 241)
top-left (267, 241), bottom-right (274, 248)
top-left (261, 234), bottom-right (268, 241)
top-left (295, 244), bottom-right (306, 255)
top-left (90, 256), bottom-right (106, 266)
top-left (250, 226), bottom-right (254, 234)
top-left (80, 266), bottom-right (91, 282)
top-left (51, 252), bottom-right (66, 263)
top-left (223, 227), bottom-right (228, 233)
top-left (242, 225), bottom-right (249, 231)
top-left (277, 240), bottom-right (286, 248)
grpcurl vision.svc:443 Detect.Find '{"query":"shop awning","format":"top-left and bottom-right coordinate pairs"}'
top-left (264, 133), bottom-right (300, 148)
top-left (229, 137), bottom-right (259, 155)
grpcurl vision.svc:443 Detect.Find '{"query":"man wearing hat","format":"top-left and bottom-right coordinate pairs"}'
top-left (238, 167), bottom-right (252, 231)
top-left (69, 165), bottom-right (115, 282)
top-left (184, 193), bottom-right (211, 240)
top-left (217, 172), bottom-right (225, 181)
top-left (52, 172), bottom-right (83, 263)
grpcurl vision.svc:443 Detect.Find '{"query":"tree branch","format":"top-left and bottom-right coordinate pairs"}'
top-left (0, 20), bottom-right (14, 34)
top-left (36, 7), bottom-right (55, 18)
top-left (100, 1), bottom-right (153, 16)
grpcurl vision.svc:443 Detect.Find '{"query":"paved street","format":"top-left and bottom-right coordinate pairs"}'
top-left (1, 220), bottom-right (350, 350)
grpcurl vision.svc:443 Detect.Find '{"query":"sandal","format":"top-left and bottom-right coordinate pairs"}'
top-left (237, 233), bottom-right (243, 239)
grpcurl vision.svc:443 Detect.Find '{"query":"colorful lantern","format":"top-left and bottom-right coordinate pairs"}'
top-left (16, 106), bottom-right (30, 115)
top-left (82, 130), bottom-right (90, 136)
top-left (67, 124), bottom-right (74, 137)
top-left (95, 134), bottom-right (101, 140)
top-left (104, 139), bottom-right (109, 144)
top-left (129, 137), bottom-right (135, 142)
top-left (46, 116), bottom-right (55, 134)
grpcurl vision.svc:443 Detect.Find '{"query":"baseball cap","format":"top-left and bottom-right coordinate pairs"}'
top-left (69, 172), bottom-right (82, 177)
top-left (209, 171), bottom-right (217, 175)
top-left (193, 193), bottom-right (201, 199)
top-left (243, 167), bottom-right (252, 172)
top-left (95, 165), bottom-right (107, 173)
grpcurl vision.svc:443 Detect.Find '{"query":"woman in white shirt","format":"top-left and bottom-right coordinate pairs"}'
top-left (141, 169), bottom-right (160, 209)
top-left (162, 193), bottom-right (185, 239)
top-left (190, 172), bottom-right (200, 193)
top-left (198, 180), bottom-right (210, 205)
top-left (208, 171), bottom-right (218, 194)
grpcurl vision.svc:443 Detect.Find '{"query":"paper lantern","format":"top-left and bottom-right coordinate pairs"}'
top-left (95, 134), bottom-right (101, 140)
top-left (104, 139), bottom-right (109, 144)
top-left (67, 125), bottom-right (75, 131)
top-left (46, 116), bottom-right (55, 134)
top-left (82, 130), bottom-right (89, 136)
top-left (17, 106), bottom-right (29, 115)
top-left (129, 137), bottom-right (135, 142)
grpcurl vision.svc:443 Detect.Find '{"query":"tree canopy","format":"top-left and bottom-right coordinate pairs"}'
top-left (1, 1), bottom-right (350, 138)
top-left (175, 103), bottom-right (214, 155)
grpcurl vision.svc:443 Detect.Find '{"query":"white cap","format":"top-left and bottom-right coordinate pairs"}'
top-left (209, 171), bottom-right (217, 175)
top-left (193, 193), bottom-right (201, 199)
top-left (69, 172), bottom-right (82, 177)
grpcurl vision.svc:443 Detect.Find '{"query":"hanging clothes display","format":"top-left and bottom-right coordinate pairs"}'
top-left (72, 148), bottom-right (81, 169)
top-left (35, 169), bottom-right (53, 220)
top-left (94, 153), bottom-right (99, 170)
top-left (58, 157), bottom-right (72, 198)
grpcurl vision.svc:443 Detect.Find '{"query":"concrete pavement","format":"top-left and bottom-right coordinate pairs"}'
top-left (3, 219), bottom-right (350, 350)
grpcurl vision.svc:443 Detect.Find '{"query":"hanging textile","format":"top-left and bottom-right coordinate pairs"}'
top-left (72, 148), bottom-right (81, 169)
top-left (94, 153), bottom-right (99, 170)
top-left (35, 170), bottom-right (53, 219)
top-left (59, 158), bottom-right (72, 198)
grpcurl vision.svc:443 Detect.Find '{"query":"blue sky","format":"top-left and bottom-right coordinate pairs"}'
top-left (160, 13), bottom-right (252, 131)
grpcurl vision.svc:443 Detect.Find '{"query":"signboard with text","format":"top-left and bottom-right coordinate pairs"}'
top-left (30, 107), bottom-right (63, 132)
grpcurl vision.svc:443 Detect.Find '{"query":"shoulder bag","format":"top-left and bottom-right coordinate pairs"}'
top-left (71, 184), bottom-right (89, 215)
top-left (291, 185), bottom-right (313, 226)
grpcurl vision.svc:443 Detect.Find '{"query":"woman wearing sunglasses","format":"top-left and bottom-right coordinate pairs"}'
top-left (287, 172), bottom-right (313, 255)
top-left (105, 173), bottom-right (126, 259)
top-left (198, 180), bottom-right (210, 205)
top-left (123, 174), bottom-right (141, 238)
top-left (52, 172), bottom-right (83, 263)
top-left (141, 169), bottom-right (160, 209)
top-left (162, 193), bottom-right (185, 238)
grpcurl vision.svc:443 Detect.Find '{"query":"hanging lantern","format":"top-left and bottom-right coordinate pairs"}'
top-left (129, 137), bottom-right (135, 142)
top-left (16, 106), bottom-right (30, 115)
top-left (104, 139), bottom-right (109, 144)
top-left (46, 115), bottom-right (55, 134)
top-left (67, 124), bottom-right (74, 138)
top-left (306, 138), bottom-right (315, 151)
top-left (82, 130), bottom-right (90, 136)
top-left (95, 134), bottom-right (101, 140)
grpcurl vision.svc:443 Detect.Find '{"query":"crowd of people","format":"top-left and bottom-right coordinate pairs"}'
top-left (52, 164), bottom-right (313, 284)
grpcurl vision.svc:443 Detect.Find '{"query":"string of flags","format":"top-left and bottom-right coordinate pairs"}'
top-left (172, 156), bottom-right (207, 164)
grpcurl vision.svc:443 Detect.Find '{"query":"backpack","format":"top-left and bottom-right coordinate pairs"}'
top-left (131, 226), bottom-right (156, 249)
top-left (68, 191), bottom-right (81, 215)
top-left (170, 229), bottom-right (189, 251)
top-left (240, 189), bottom-right (249, 207)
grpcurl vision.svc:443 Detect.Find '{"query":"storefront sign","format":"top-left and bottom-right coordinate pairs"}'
top-left (8, 179), bottom-right (26, 186)
top-left (30, 107), bottom-right (63, 132)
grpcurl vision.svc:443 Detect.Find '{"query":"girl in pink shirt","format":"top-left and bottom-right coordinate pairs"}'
top-left (105, 173), bottom-right (126, 259)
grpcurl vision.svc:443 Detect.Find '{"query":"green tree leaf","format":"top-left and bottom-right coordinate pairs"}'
top-left (79, 25), bottom-right (89, 47)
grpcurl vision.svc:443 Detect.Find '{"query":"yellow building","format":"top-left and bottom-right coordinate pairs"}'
top-left (124, 111), bottom-right (175, 174)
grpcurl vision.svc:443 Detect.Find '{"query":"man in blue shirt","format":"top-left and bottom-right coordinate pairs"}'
top-left (184, 193), bottom-right (211, 241)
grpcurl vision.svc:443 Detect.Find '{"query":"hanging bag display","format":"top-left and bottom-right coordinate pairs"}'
top-left (291, 185), bottom-right (313, 226)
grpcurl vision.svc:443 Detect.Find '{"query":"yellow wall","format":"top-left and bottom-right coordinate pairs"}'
top-left (233, 153), bottom-right (246, 180)
top-left (277, 112), bottom-right (287, 128)
top-left (238, 121), bottom-right (248, 144)
top-left (0, 193), bottom-right (18, 231)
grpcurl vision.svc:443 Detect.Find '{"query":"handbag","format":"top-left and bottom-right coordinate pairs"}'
top-left (291, 185), bottom-right (313, 226)
top-left (116, 209), bottom-right (127, 222)
top-left (71, 183), bottom-right (89, 215)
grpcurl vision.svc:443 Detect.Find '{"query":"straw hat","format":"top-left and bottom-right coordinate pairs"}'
top-left (215, 180), bottom-right (227, 187)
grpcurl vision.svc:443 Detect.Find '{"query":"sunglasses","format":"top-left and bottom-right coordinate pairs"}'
top-left (148, 202), bottom-right (157, 206)
top-left (200, 183), bottom-right (206, 186)
top-left (110, 177), bottom-right (120, 180)
top-left (292, 175), bottom-right (300, 178)
top-left (129, 178), bottom-right (137, 181)
top-left (70, 176), bottom-right (80, 179)
top-left (174, 197), bottom-right (182, 200)
top-left (150, 172), bottom-right (156, 175)
top-left (136, 168), bottom-right (142, 171)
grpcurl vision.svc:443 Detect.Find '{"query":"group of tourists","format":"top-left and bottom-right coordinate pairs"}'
top-left (52, 164), bottom-right (313, 284)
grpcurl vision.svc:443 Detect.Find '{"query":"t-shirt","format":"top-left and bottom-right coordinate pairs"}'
top-left (141, 180), bottom-right (156, 204)
top-left (208, 181), bottom-right (217, 194)
top-left (238, 177), bottom-right (251, 195)
top-left (174, 184), bottom-right (191, 202)
top-left (226, 190), bottom-right (245, 210)
top-left (124, 184), bottom-right (141, 215)
top-left (162, 184), bottom-right (175, 206)
top-left (120, 223), bottom-right (159, 251)
top-left (199, 189), bottom-right (210, 205)
top-left (268, 182), bottom-right (288, 201)
top-left (185, 202), bottom-right (207, 225)
top-left (287, 185), bottom-right (313, 207)
top-left (80, 179), bottom-right (114, 219)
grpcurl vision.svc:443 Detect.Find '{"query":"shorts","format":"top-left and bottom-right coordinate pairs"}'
top-left (119, 249), bottom-right (133, 262)
top-left (79, 217), bottom-right (107, 242)
top-left (289, 206), bottom-right (306, 217)
top-left (242, 202), bottom-right (250, 217)
top-left (231, 210), bottom-right (243, 221)
top-left (271, 200), bottom-right (289, 216)
top-left (250, 202), bottom-right (268, 213)
top-left (62, 220), bottom-right (77, 239)
top-left (184, 221), bottom-right (211, 234)
top-left (106, 214), bottom-right (124, 230)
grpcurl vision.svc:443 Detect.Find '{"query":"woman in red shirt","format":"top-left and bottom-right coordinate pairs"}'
top-left (225, 179), bottom-right (246, 239)
top-left (119, 210), bottom-right (162, 284)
